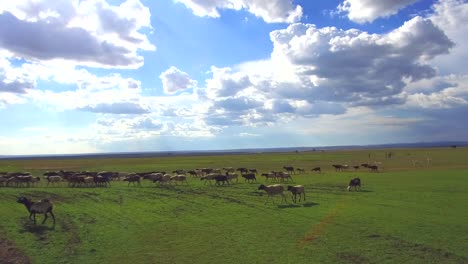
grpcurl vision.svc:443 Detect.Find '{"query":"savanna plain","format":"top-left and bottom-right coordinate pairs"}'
top-left (0, 147), bottom-right (467, 264)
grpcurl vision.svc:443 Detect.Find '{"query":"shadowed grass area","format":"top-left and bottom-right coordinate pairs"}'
top-left (1, 147), bottom-right (467, 263)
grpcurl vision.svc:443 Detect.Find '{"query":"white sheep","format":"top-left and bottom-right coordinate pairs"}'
top-left (287, 185), bottom-right (305, 203)
top-left (258, 184), bottom-right (287, 204)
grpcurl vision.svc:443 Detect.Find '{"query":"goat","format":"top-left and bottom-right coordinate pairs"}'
top-left (17, 197), bottom-right (55, 224)
top-left (347, 178), bottom-right (361, 191)
top-left (287, 185), bottom-right (305, 203)
top-left (258, 184), bottom-right (287, 204)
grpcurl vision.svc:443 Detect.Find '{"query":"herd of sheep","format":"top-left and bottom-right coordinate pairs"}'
top-left (6, 165), bottom-right (367, 225)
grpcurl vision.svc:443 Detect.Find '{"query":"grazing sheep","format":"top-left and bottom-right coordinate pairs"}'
top-left (347, 178), bottom-right (361, 191)
top-left (258, 184), bottom-right (287, 204)
top-left (287, 185), bottom-right (305, 203)
top-left (296, 168), bottom-right (305, 174)
top-left (242, 173), bottom-right (257, 183)
top-left (368, 165), bottom-right (379, 172)
top-left (17, 197), bottom-right (55, 224)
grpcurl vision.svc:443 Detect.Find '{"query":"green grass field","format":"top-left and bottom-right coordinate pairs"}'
top-left (1, 147), bottom-right (467, 264)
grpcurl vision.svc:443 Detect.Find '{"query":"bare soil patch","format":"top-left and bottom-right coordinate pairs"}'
top-left (0, 237), bottom-right (31, 264)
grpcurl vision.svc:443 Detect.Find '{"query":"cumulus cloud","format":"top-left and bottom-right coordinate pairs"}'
top-left (428, 0), bottom-right (468, 75)
top-left (269, 17), bottom-right (453, 105)
top-left (0, 0), bottom-right (154, 68)
top-left (175, 0), bottom-right (302, 23)
top-left (206, 67), bottom-right (252, 98)
top-left (159, 66), bottom-right (197, 94)
top-left (80, 102), bottom-right (150, 114)
top-left (0, 74), bottom-right (34, 93)
top-left (338, 0), bottom-right (420, 23)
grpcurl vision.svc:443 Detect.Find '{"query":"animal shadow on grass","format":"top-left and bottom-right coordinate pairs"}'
top-left (277, 202), bottom-right (319, 209)
top-left (19, 219), bottom-right (55, 241)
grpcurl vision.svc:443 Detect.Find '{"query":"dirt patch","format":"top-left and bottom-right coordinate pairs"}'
top-left (297, 198), bottom-right (349, 247)
top-left (0, 237), bottom-right (31, 264)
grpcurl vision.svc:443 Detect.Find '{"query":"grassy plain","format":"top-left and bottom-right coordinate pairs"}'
top-left (0, 147), bottom-right (467, 264)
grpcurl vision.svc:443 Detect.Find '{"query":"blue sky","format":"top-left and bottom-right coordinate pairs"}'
top-left (0, 0), bottom-right (467, 155)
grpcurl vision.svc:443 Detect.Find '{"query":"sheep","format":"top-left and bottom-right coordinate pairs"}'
top-left (154, 174), bottom-right (172, 185)
top-left (0, 177), bottom-right (7, 187)
top-left (123, 175), bottom-right (141, 187)
top-left (296, 168), bottom-right (305, 174)
top-left (249, 168), bottom-right (258, 175)
top-left (258, 184), bottom-right (287, 204)
top-left (17, 197), bottom-right (55, 224)
top-left (242, 173), bottom-right (257, 183)
top-left (225, 173), bottom-right (239, 183)
top-left (347, 178), bottom-right (361, 191)
top-left (214, 175), bottom-right (229, 186)
top-left (276, 172), bottom-right (293, 182)
top-left (170, 175), bottom-right (188, 185)
top-left (261, 172), bottom-right (276, 182)
top-left (46, 175), bottom-right (63, 187)
top-left (223, 167), bottom-right (235, 173)
top-left (283, 166), bottom-right (295, 174)
top-left (311, 167), bottom-right (321, 173)
top-left (287, 185), bottom-right (305, 203)
top-left (332, 164), bottom-right (344, 171)
top-left (200, 173), bottom-right (217, 185)
top-left (83, 176), bottom-right (95, 187)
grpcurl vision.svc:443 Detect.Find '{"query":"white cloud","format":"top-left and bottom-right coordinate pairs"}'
top-left (268, 17), bottom-right (453, 105)
top-left (428, 0), bottom-right (468, 75)
top-left (159, 66), bottom-right (197, 95)
top-left (174, 0), bottom-right (302, 23)
top-left (337, 0), bottom-right (420, 23)
top-left (79, 102), bottom-right (150, 114)
top-left (0, 0), bottom-right (154, 68)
